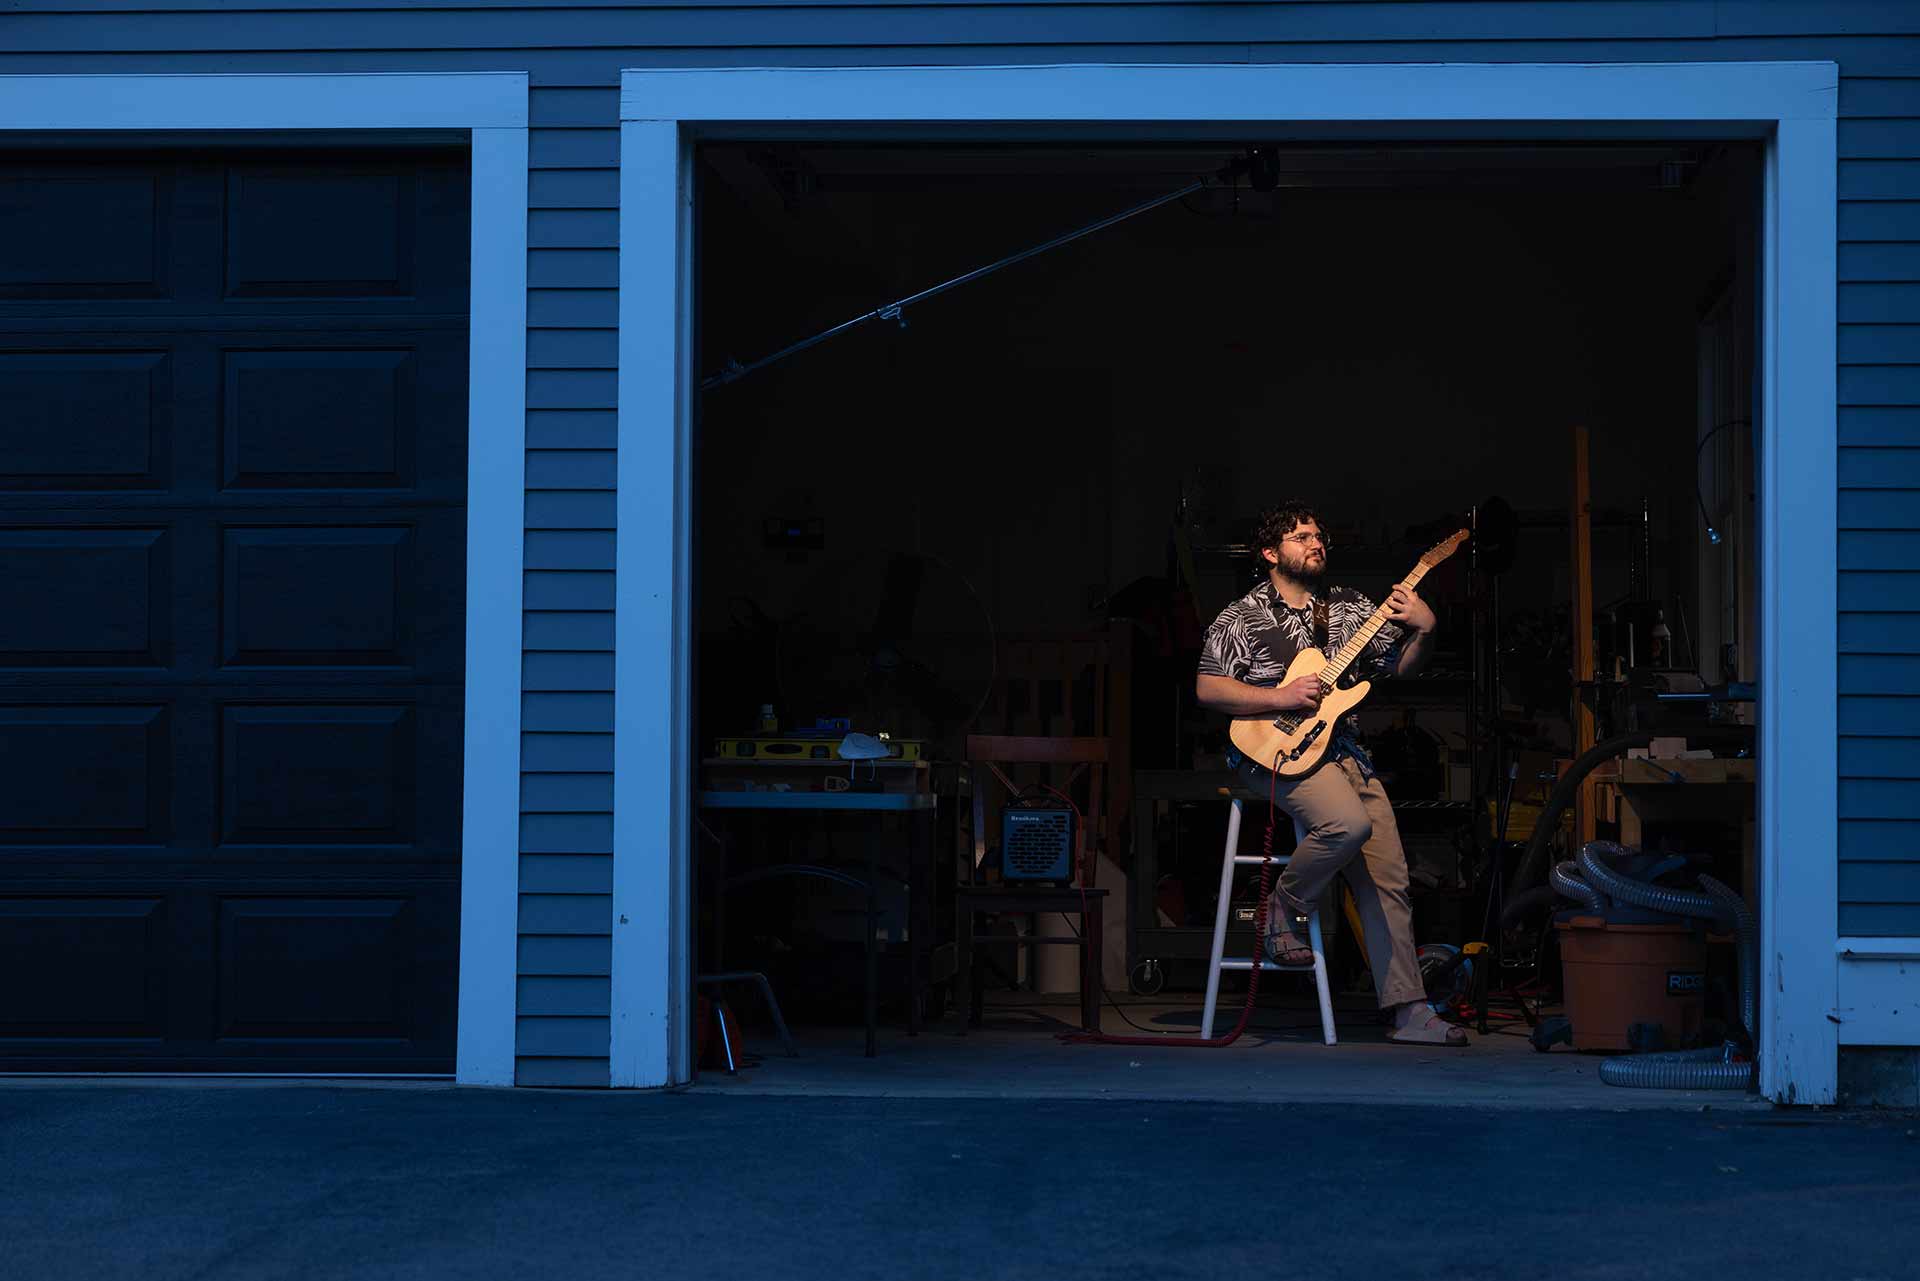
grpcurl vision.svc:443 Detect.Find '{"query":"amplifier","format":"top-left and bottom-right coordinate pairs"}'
top-left (1001, 806), bottom-right (1075, 882)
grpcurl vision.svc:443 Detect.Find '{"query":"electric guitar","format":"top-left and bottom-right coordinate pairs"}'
top-left (1228, 529), bottom-right (1468, 778)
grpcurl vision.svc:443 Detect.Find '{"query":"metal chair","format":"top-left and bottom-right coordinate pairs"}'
top-left (695, 971), bottom-right (798, 1067)
top-left (1200, 798), bottom-right (1337, 1045)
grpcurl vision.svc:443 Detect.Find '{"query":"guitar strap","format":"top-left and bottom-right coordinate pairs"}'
top-left (1312, 595), bottom-right (1330, 653)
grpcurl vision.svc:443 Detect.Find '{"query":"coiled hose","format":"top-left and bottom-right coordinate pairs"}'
top-left (1577, 840), bottom-right (1718, 921)
top-left (1572, 842), bottom-right (1757, 1091)
top-left (1550, 859), bottom-right (1607, 913)
top-left (1510, 726), bottom-right (1757, 899)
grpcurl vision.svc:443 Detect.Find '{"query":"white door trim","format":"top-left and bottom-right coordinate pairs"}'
top-left (611, 119), bottom-right (696, 1090)
top-left (615, 60), bottom-right (1840, 1101)
top-left (0, 72), bottom-right (531, 1087)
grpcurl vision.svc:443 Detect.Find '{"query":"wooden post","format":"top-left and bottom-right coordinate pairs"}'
top-left (1570, 424), bottom-right (1598, 850)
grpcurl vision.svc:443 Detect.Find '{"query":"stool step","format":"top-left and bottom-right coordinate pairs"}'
top-left (1231, 855), bottom-right (1293, 866)
top-left (1218, 957), bottom-right (1317, 973)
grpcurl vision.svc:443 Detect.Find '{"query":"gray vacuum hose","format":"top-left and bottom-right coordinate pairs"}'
top-left (1598, 1045), bottom-right (1755, 1090)
top-left (1577, 841), bottom-right (1720, 922)
top-left (1699, 873), bottom-right (1757, 1048)
top-left (1550, 859), bottom-right (1607, 913)
top-left (1575, 843), bottom-right (1757, 1091)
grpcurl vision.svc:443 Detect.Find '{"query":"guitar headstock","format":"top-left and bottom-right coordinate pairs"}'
top-left (1419, 529), bottom-right (1470, 568)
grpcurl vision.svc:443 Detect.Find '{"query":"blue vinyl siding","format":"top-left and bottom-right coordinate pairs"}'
top-left (523, 652), bottom-right (618, 691)
top-left (527, 410), bottom-right (618, 449)
top-left (1840, 69), bottom-right (1920, 938)
top-left (517, 976), bottom-right (614, 1015)
top-left (522, 694), bottom-right (616, 735)
top-left (522, 773), bottom-right (620, 811)
top-left (517, 89), bottom-right (617, 1085)
top-left (525, 532), bottom-right (618, 572)
top-left (523, 733), bottom-right (616, 772)
top-left (529, 210), bottom-right (620, 248)
top-left (523, 573), bottom-right (616, 612)
top-left (9, 2), bottom-right (1920, 1081)
top-left (527, 491), bottom-right (619, 529)
top-left (525, 612), bottom-right (618, 649)
top-left (521, 854), bottom-right (617, 893)
top-left (518, 936), bottom-right (612, 976)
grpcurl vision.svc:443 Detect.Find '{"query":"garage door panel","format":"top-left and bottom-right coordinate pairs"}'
top-left (0, 897), bottom-right (167, 1038)
top-left (0, 148), bottom-right (466, 1072)
top-left (220, 705), bottom-right (416, 847)
top-left (0, 706), bottom-right (171, 845)
top-left (214, 896), bottom-right (417, 1039)
top-left (225, 169), bottom-right (413, 300)
top-left (0, 349), bottom-right (169, 490)
top-left (403, 516), bottom-right (467, 683)
top-left (0, 168), bottom-right (168, 301)
top-left (222, 525), bottom-right (413, 669)
top-left (223, 347), bottom-right (417, 491)
top-left (0, 527), bottom-right (169, 668)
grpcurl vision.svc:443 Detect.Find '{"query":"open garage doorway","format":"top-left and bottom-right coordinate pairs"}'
top-left (614, 61), bottom-right (1840, 1099)
top-left (688, 133), bottom-right (1767, 1075)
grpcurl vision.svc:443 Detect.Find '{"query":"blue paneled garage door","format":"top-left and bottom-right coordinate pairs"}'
top-left (0, 149), bottom-right (468, 1071)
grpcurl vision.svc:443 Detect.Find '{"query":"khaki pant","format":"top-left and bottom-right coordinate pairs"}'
top-left (1235, 754), bottom-right (1426, 1009)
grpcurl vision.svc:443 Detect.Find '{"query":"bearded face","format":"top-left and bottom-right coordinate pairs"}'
top-left (1266, 521), bottom-right (1328, 585)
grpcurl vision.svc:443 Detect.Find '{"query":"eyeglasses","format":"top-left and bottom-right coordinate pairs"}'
top-left (1281, 532), bottom-right (1331, 549)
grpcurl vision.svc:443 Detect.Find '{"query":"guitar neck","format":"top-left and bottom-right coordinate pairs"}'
top-left (1319, 560), bottom-right (1435, 686)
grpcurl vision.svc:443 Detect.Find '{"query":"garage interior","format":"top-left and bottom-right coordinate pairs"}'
top-left (690, 133), bottom-right (1775, 1078)
top-left (691, 133), bottom-right (1768, 1082)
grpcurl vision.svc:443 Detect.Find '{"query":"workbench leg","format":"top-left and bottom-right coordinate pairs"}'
top-left (909, 811), bottom-right (925, 1037)
top-left (967, 909), bottom-right (984, 1028)
top-left (711, 820), bottom-right (727, 972)
top-left (1083, 897), bottom-right (1104, 1034)
top-left (865, 821), bottom-right (878, 1058)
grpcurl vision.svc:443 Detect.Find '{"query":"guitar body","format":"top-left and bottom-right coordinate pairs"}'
top-left (1228, 648), bottom-right (1371, 778)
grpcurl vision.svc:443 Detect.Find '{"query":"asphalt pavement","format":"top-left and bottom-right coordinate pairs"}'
top-left (3, 1083), bottom-right (1915, 1281)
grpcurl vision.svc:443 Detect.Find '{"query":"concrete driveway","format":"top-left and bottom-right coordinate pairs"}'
top-left (3, 1081), bottom-right (1914, 1281)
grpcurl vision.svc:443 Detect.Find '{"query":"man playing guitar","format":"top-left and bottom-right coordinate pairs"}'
top-left (1195, 501), bottom-right (1467, 1047)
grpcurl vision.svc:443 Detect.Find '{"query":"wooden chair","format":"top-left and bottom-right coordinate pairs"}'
top-left (955, 734), bottom-right (1110, 1033)
top-left (975, 626), bottom-right (1134, 880)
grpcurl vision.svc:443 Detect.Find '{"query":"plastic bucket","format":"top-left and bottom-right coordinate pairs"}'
top-left (1556, 917), bottom-right (1708, 1051)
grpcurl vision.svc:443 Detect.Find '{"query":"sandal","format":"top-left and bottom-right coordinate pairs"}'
top-left (1387, 1003), bottom-right (1470, 1048)
top-left (1262, 925), bottom-right (1316, 968)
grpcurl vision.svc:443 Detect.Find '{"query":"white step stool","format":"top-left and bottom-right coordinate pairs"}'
top-left (1200, 797), bottom-right (1337, 1045)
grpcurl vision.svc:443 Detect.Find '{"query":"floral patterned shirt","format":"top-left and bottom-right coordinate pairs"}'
top-left (1198, 579), bottom-right (1404, 737)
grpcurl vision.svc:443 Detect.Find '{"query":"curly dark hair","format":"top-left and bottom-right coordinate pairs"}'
top-left (1251, 500), bottom-right (1323, 576)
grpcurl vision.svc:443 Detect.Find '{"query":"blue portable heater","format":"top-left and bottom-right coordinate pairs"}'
top-left (1001, 805), bottom-right (1076, 883)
